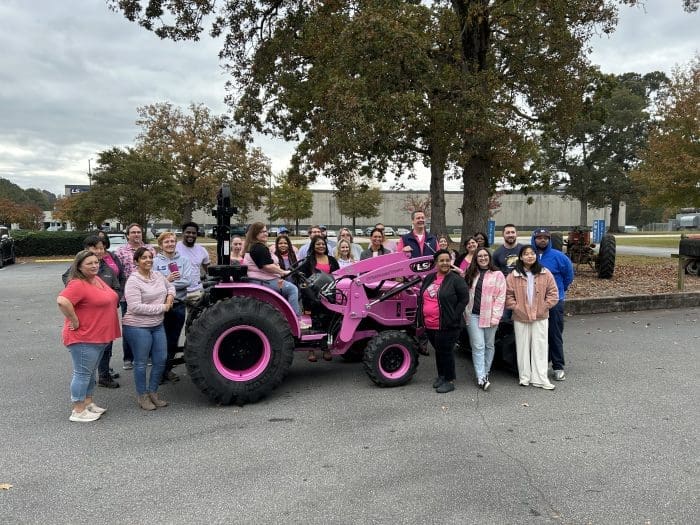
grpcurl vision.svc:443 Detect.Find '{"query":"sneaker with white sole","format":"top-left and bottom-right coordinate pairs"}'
top-left (482, 379), bottom-right (491, 391)
top-left (87, 402), bottom-right (107, 415)
top-left (69, 409), bottom-right (101, 422)
top-left (554, 370), bottom-right (566, 381)
top-left (123, 360), bottom-right (133, 370)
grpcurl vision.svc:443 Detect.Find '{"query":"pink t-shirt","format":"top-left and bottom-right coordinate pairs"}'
top-left (422, 274), bottom-right (444, 329)
top-left (59, 278), bottom-right (121, 346)
top-left (460, 258), bottom-right (471, 272)
top-left (315, 262), bottom-right (331, 274)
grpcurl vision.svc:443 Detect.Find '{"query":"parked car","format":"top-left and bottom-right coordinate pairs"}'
top-left (0, 226), bottom-right (16, 268)
top-left (325, 230), bottom-right (337, 238)
top-left (107, 233), bottom-right (128, 249)
top-left (396, 227), bottom-right (410, 235)
top-left (383, 226), bottom-right (395, 236)
top-left (269, 227), bottom-right (279, 237)
top-left (364, 226), bottom-right (374, 236)
top-left (354, 228), bottom-right (364, 236)
top-left (299, 229), bottom-right (308, 237)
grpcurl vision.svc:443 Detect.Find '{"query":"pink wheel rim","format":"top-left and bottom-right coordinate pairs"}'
top-left (378, 344), bottom-right (411, 379)
top-left (212, 325), bottom-right (271, 381)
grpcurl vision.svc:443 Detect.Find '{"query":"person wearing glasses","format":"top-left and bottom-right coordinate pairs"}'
top-left (464, 248), bottom-right (506, 390)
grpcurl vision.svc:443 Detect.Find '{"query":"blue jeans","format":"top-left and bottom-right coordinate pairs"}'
top-left (67, 343), bottom-right (107, 402)
top-left (120, 302), bottom-right (134, 363)
top-left (548, 300), bottom-right (566, 370)
top-left (467, 313), bottom-right (498, 383)
top-left (258, 279), bottom-right (302, 317)
top-left (123, 324), bottom-right (167, 395)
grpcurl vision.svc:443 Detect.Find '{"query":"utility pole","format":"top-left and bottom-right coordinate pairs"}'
top-left (87, 159), bottom-right (92, 187)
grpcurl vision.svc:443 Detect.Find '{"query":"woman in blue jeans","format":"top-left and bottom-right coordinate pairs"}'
top-left (465, 248), bottom-right (506, 391)
top-left (123, 247), bottom-right (175, 411)
top-left (57, 250), bottom-right (121, 422)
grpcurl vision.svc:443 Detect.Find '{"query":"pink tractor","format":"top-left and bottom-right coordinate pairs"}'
top-left (184, 251), bottom-right (436, 405)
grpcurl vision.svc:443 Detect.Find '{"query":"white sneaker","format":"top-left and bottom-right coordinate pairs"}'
top-left (554, 370), bottom-right (566, 381)
top-left (87, 402), bottom-right (107, 415)
top-left (69, 409), bottom-right (101, 422)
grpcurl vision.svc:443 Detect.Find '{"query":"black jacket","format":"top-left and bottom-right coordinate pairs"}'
top-left (417, 271), bottom-right (468, 330)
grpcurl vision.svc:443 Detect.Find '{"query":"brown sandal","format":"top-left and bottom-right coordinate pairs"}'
top-left (307, 351), bottom-right (317, 362)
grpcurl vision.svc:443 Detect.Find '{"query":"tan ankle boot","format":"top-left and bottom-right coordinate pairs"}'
top-left (138, 394), bottom-right (156, 411)
top-left (148, 392), bottom-right (168, 407)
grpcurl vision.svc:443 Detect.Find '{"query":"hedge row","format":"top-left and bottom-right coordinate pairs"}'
top-left (12, 231), bottom-right (92, 257)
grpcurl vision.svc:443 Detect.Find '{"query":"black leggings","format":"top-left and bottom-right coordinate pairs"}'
top-left (426, 328), bottom-right (460, 382)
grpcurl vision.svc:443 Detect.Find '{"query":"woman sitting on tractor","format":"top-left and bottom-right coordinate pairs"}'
top-left (242, 222), bottom-right (307, 328)
top-left (298, 236), bottom-right (339, 362)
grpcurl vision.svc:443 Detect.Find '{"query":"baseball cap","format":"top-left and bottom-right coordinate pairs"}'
top-left (278, 226), bottom-right (289, 234)
top-left (319, 224), bottom-right (327, 230)
top-left (533, 228), bottom-right (551, 237)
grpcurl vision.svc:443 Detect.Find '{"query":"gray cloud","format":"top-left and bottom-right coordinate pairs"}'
top-left (0, 0), bottom-right (697, 197)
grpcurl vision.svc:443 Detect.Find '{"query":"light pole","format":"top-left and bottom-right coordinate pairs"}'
top-left (268, 172), bottom-right (273, 231)
top-left (87, 159), bottom-right (92, 187)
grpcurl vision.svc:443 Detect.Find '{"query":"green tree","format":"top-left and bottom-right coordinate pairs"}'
top-left (542, 71), bottom-right (666, 231)
top-left (0, 198), bottom-right (43, 229)
top-left (269, 171), bottom-right (313, 235)
top-left (632, 58), bottom-right (700, 209)
top-left (53, 193), bottom-right (107, 231)
top-left (109, 1), bottom-right (696, 236)
top-left (88, 147), bottom-right (179, 227)
top-left (335, 179), bottom-right (382, 230)
top-left (135, 102), bottom-right (271, 222)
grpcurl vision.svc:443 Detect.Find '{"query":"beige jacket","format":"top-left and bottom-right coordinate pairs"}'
top-left (505, 267), bottom-right (559, 323)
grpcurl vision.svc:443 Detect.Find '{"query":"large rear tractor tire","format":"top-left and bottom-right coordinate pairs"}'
top-left (596, 234), bottom-right (616, 279)
top-left (185, 297), bottom-right (294, 405)
top-left (685, 259), bottom-right (699, 276)
top-left (363, 331), bottom-right (418, 387)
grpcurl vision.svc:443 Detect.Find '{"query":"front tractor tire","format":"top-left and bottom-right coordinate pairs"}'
top-left (363, 331), bottom-right (419, 387)
top-left (596, 234), bottom-right (616, 279)
top-left (185, 297), bottom-right (294, 405)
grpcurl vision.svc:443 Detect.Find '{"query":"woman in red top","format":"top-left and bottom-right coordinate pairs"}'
top-left (57, 250), bottom-right (121, 422)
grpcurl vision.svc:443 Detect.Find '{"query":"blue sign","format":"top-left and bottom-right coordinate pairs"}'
top-left (487, 220), bottom-right (496, 247)
top-left (593, 219), bottom-right (605, 243)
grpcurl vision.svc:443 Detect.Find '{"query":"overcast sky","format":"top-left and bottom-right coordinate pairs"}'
top-left (0, 0), bottom-right (697, 197)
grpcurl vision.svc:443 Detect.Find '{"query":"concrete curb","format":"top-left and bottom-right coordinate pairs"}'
top-left (566, 291), bottom-right (700, 315)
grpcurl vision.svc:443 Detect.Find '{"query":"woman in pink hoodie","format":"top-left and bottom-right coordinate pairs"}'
top-left (464, 248), bottom-right (506, 390)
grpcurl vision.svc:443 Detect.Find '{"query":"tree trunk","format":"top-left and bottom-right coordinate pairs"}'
top-left (609, 197), bottom-right (621, 233)
top-left (579, 198), bottom-right (588, 226)
top-left (429, 146), bottom-right (448, 238)
top-left (182, 200), bottom-right (194, 224)
top-left (461, 155), bottom-right (491, 238)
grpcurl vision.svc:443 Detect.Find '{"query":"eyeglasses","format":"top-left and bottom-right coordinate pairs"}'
top-left (477, 255), bottom-right (490, 259)
top-left (260, 230), bottom-right (268, 233)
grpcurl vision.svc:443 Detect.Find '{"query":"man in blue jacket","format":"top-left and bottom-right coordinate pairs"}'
top-left (532, 228), bottom-right (574, 381)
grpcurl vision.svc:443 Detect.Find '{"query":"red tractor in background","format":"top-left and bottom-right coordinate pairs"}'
top-left (551, 227), bottom-right (616, 279)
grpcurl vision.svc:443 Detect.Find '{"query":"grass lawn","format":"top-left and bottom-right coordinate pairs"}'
top-left (614, 235), bottom-right (681, 248)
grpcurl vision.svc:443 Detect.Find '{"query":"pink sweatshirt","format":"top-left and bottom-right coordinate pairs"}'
top-left (122, 271), bottom-right (175, 327)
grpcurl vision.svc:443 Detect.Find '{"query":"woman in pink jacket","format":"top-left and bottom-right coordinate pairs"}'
top-left (505, 245), bottom-right (559, 390)
top-left (465, 248), bottom-right (506, 390)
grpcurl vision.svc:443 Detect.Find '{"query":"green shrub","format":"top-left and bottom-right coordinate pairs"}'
top-left (12, 231), bottom-right (92, 257)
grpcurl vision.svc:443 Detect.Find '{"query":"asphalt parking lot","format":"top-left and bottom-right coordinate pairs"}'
top-left (1, 261), bottom-right (698, 524)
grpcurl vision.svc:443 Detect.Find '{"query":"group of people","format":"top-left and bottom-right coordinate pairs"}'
top-left (417, 221), bottom-right (574, 393)
top-left (56, 213), bottom-right (574, 420)
top-left (57, 222), bottom-right (210, 421)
